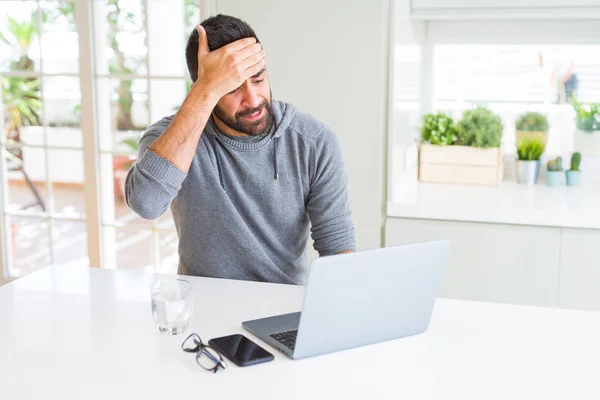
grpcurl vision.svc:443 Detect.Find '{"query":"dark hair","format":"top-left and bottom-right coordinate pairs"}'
top-left (185, 14), bottom-right (259, 82)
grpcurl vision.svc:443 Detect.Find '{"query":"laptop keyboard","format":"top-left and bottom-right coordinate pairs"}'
top-left (270, 329), bottom-right (297, 351)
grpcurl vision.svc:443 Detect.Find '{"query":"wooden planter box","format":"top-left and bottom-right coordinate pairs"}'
top-left (419, 144), bottom-right (504, 186)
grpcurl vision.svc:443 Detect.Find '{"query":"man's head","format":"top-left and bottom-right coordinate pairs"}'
top-left (186, 14), bottom-right (272, 136)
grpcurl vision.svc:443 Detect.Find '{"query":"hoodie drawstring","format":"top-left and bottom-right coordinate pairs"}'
top-left (274, 137), bottom-right (279, 180)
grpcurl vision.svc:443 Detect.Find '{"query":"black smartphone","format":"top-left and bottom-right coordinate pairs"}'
top-left (208, 334), bottom-right (274, 367)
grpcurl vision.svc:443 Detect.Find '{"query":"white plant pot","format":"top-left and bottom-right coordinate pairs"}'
top-left (574, 129), bottom-right (600, 156)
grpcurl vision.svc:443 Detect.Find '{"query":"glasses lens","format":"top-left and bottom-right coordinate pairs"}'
top-left (182, 333), bottom-right (201, 352)
top-left (197, 347), bottom-right (226, 371)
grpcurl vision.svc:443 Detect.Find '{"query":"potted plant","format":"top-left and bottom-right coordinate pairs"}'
top-left (515, 112), bottom-right (549, 147)
top-left (419, 106), bottom-right (504, 186)
top-left (546, 157), bottom-right (563, 187)
top-left (516, 136), bottom-right (545, 185)
top-left (571, 95), bottom-right (600, 155)
top-left (420, 112), bottom-right (457, 146)
top-left (455, 106), bottom-right (503, 149)
top-left (566, 152), bottom-right (582, 186)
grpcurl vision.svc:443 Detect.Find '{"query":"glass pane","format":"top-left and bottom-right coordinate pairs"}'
top-left (93, 0), bottom-right (147, 76)
top-left (48, 148), bottom-right (85, 216)
top-left (7, 145), bottom-right (49, 213)
top-left (147, 0), bottom-right (189, 77)
top-left (39, 1), bottom-right (79, 74)
top-left (149, 79), bottom-right (188, 121)
top-left (96, 78), bottom-right (148, 152)
top-left (184, 0), bottom-right (200, 37)
top-left (2, 75), bottom-right (43, 147)
top-left (0, 1), bottom-right (41, 73)
top-left (99, 152), bottom-right (152, 229)
top-left (9, 216), bottom-right (51, 278)
top-left (159, 230), bottom-right (178, 274)
top-left (115, 227), bottom-right (155, 271)
top-left (45, 76), bottom-right (82, 140)
top-left (51, 220), bottom-right (89, 266)
top-left (432, 44), bottom-right (600, 156)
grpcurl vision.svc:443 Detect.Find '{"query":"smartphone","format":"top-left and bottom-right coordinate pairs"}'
top-left (208, 334), bottom-right (274, 367)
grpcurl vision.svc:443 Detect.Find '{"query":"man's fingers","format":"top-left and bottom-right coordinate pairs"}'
top-left (244, 57), bottom-right (267, 78)
top-left (240, 50), bottom-right (265, 72)
top-left (223, 36), bottom-right (257, 53)
top-left (196, 25), bottom-right (209, 58)
top-left (235, 43), bottom-right (263, 63)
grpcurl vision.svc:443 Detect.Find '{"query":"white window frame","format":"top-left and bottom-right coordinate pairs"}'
top-left (0, 0), bottom-right (204, 278)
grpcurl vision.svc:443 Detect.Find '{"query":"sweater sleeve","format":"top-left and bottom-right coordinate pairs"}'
top-left (307, 127), bottom-right (357, 256)
top-left (124, 119), bottom-right (188, 220)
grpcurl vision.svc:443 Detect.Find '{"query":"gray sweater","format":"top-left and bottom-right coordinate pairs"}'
top-left (125, 100), bottom-right (356, 284)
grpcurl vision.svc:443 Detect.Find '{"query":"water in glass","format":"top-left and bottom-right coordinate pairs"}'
top-left (151, 279), bottom-right (193, 335)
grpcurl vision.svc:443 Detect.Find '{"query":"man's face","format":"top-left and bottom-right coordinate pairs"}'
top-left (213, 69), bottom-right (272, 136)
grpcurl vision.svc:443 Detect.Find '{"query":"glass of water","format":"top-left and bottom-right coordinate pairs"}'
top-left (151, 279), bottom-right (193, 335)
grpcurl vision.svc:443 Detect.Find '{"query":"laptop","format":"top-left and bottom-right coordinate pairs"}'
top-left (242, 240), bottom-right (450, 360)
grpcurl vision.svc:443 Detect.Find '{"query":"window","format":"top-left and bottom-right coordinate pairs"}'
top-left (0, 0), bottom-right (201, 278)
top-left (432, 44), bottom-right (600, 155)
top-left (1, 0), bottom-right (88, 277)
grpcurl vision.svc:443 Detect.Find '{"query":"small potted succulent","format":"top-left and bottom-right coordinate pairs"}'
top-left (546, 157), bottom-right (563, 187)
top-left (515, 111), bottom-right (549, 147)
top-left (516, 136), bottom-right (545, 185)
top-left (566, 152), bottom-right (582, 186)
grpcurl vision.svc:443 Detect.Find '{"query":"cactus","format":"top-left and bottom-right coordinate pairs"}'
top-left (570, 152), bottom-right (581, 171)
top-left (547, 157), bottom-right (563, 172)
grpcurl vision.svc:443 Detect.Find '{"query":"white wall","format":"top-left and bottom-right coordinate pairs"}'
top-left (215, 0), bottom-right (391, 252)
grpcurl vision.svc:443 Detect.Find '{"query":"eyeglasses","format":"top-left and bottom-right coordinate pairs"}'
top-left (181, 333), bottom-right (228, 373)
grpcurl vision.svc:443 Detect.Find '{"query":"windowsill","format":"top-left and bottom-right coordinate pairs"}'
top-left (387, 179), bottom-right (600, 230)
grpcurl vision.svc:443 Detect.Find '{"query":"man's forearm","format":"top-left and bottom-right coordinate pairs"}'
top-left (149, 85), bottom-right (218, 172)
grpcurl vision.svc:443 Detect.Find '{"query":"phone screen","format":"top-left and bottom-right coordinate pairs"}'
top-left (209, 334), bottom-right (274, 366)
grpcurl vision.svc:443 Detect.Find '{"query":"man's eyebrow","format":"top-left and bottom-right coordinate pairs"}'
top-left (251, 69), bottom-right (266, 79)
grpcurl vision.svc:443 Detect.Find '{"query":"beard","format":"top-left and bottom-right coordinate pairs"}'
top-left (213, 94), bottom-right (273, 137)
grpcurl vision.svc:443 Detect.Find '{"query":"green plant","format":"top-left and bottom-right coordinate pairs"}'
top-left (516, 137), bottom-right (545, 161)
top-left (570, 94), bottom-right (600, 132)
top-left (516, 112), bottom-right (549, 132)
top-left (1, 12), bottom-right (41, 162)
top-left (547, 157), bottom-right (563, 171)
top-left (570, 152), bottom-right (581, 171)
top-left (2, 77), bottom-right (42, 130)
top-left (121, 138), bottom-right (139, 153)
top-left (455, 106), bottom-right (503, 148)
top-left (0, 15), bottom-right (38, 71)
top-left (421, 112), bottom-right (457, 146)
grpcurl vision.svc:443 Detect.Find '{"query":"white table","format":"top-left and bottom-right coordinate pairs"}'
top-left (1, 265), bottom-right (599, 399)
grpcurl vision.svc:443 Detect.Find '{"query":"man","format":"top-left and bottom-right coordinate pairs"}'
top-left (125, 14), bottom-right (355, 284)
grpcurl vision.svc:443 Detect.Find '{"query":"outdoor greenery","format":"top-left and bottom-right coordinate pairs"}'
top-left (2, 1), bottom-right (199, 144)
top-left (1, 14), bottom-right (40, 162)
top-left (515, 112), bottom-right (549, 132)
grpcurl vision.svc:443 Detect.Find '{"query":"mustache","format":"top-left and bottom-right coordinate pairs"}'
top-left (236, 101), bottom-right (269, 118)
